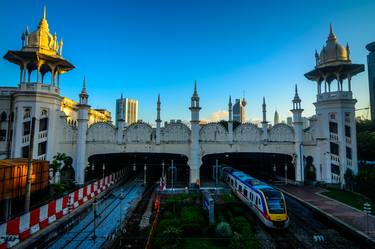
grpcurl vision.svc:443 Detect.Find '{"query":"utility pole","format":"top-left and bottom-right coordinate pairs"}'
top-left (24, 117), bottom-right (36, 212)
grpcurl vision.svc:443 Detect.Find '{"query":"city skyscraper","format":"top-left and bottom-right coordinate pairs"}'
top-left (116, 97), bottom-right (138, 127)
top-left (366, 42), bottom-right (375, 121)
top-left (233, 98), bottom-right (247, 123)
top-left (274, 110), bottom-right (280, 125)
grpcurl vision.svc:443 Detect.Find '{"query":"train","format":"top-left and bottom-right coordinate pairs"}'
top-left (222, 167), bottom-right (289, 229)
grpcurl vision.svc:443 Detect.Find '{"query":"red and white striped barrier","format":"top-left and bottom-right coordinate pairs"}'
top-left (0, 168), bottom-right (127, 248)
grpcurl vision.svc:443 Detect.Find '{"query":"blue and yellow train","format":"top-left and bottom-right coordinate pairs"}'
top-left (222, 167), bottom-right (289, 229)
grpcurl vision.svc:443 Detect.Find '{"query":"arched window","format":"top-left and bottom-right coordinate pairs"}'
top-left (1, 112), bottom-right (7, 122)
top-left (23, 108), bottom-right (31, 120)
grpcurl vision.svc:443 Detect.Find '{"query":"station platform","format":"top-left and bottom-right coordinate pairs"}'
top-left (278, 184), bottom-right (375, 244)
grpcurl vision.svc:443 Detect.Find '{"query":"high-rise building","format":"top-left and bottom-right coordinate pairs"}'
top-left (286, 117), bottom-right (292, 126)
top-left (366, 42), bottom-right (375, 121)
top-left (233, 98), bottom-right (247, 123)
top-left (274, 110), bottom-right (280, 125)
top-left (116, 97), bottom-right (138, 127)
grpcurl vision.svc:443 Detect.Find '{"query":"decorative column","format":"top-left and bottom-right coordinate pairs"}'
top-left (156, 94), bottom-right (161, 145)
top-left (228, 96), bottom-right (233, 144)
top-left (75, 77), bottom-right (90, 185)
top-left (117, 94), bottom-right (125, 145)
top-left (261, 97), bottom-right (268, 142)
top-left (291, 85), bottom-right (304, 183)
top-left (189, 81), bottom-right (201, 185)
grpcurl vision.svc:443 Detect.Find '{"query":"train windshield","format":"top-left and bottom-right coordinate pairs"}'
top-left (263, 190), bottom-right (285, 214)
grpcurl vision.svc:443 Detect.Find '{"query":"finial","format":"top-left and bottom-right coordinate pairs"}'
top-left (263, 96), bottom-right (266, 105)
top-left (82, 76), bottom-right (87, 94)
top-left (194, 80), bottom-right (197, 93)
top-left (229, 95), bottom-right (232, 105)
top-left (295, 84), bottom-right (298, 94)
top-left (157, 93), bottom-right (160, 103)
top-left (328, 23), bottom-right (336, 40)
top-left (43, 5), bottom-right (46, 19)
top-left (120, 93), bottom-right (123, 100)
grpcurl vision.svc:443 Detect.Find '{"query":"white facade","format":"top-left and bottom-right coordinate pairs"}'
top-left (0, 14), bottom-right (364, 186)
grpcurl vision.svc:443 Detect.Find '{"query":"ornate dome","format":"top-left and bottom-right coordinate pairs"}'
top-left (317, 24), bottom-right (350, 66)
top-left (22, 6), bottom-right (62, 57)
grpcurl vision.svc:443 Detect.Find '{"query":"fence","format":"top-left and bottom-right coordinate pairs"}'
top-left (0, 160), bottom-right (49, 201)
top-left (0, 168), bottom-right (127, 249)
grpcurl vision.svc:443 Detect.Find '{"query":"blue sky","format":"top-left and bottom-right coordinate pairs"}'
top-left (0, 0), bottom-right (374, 125)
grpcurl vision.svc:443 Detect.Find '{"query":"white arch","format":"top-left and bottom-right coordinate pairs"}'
top-left (124, 122), bottom-right (153, 143)
top-left (200, 123), bottom-right (228, 142)
top-left (233, 123), bottom-right (261, 142)
top-left (162, 123), bottom-right (190, 143)
top-left (269, 124), bottom-right (294, 142)
top-left (87, 122), bottom-right (116, 143)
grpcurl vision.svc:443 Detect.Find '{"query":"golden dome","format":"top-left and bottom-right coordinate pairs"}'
top-left (317, 24), bottom-right (350, 66)
top-left (23, 6), bottom-right (61, 57)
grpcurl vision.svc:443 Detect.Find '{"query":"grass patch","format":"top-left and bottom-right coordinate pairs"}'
top-left (322, 189), bottom-right (375, 214)
top-left (151, 192), bottom-right (260, 249)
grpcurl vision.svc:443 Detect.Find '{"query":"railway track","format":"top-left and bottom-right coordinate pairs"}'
top-left (251, 194), bottom-right (361, 249)
top-left (47, 177), bottom-right (143, 249)
top-left (109, 183), bottom-right (157, 248)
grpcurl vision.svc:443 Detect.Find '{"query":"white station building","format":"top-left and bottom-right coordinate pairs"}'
top-left (0, 10), bottom-right (364, 186)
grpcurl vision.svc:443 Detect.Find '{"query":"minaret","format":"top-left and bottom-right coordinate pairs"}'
top-left (156, 94), bottom-right (161, 145)
top-left (305, 25), bottom-right (364, 185)
top-left (261, 97), bottom-right (268, 142)
top-left (75, 77), bottom-right (90, 185)
top-left (189, 80), bottom-right (201, 185)
top-left (228, 96), bottom-right (233, 144)
top-left (291, 85), bottom-right (304, 183)
top-left (117, 93), bottom-right (125, 145)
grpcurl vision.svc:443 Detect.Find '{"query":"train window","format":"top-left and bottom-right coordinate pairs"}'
top-left (244, 189), bottom-right (248, 198)
top-left (238, 185), bottom-right (242, 191)
top-left (263, 189), bottom-right (285, 214)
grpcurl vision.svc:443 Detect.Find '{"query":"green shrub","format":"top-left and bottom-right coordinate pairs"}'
top-left (181, 206), bottom-right (205, 226)
top-left (216, 222), bottom-right (232, 238)
top-left (153, 226), bottom-right (182, 249)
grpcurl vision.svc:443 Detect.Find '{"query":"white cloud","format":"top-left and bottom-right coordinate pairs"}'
top-left (203, 110), bottom-right (229, 122)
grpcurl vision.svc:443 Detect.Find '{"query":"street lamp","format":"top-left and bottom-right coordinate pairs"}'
top-left (169, 160), bottom-right (176, 191)
top-left (162, 160), bottom-right (165, 178)
top-left (273, 164), bottom-right (277, 179)
top-left (285, 164), bottom-right (288, 185)
top-left (102, 162), bottom-right (105, 179)
top-left (213, 159), bottom-right (221, 189)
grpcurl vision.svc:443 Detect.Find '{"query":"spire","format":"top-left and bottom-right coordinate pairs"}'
top-left (79, 77), bottom-right (89, 105)
top-left (262, 96), bottom-right (267, 123)
top-left (328, 23), bottom-right (336, 41)
top-left (156, 94), bottom-right (161, 123)
top-left (193, 80), bottom-right (198, 97)
top-left (229, 95), bottom-right (232, 106)
top-left (294, 84), bottom-right (301, 101)
top-left (120, 93), bottom-right (123, 100)
top-left (81, 76), bottom-right (87, 94)
top-left (43, 5), bottom-right (46, 19)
